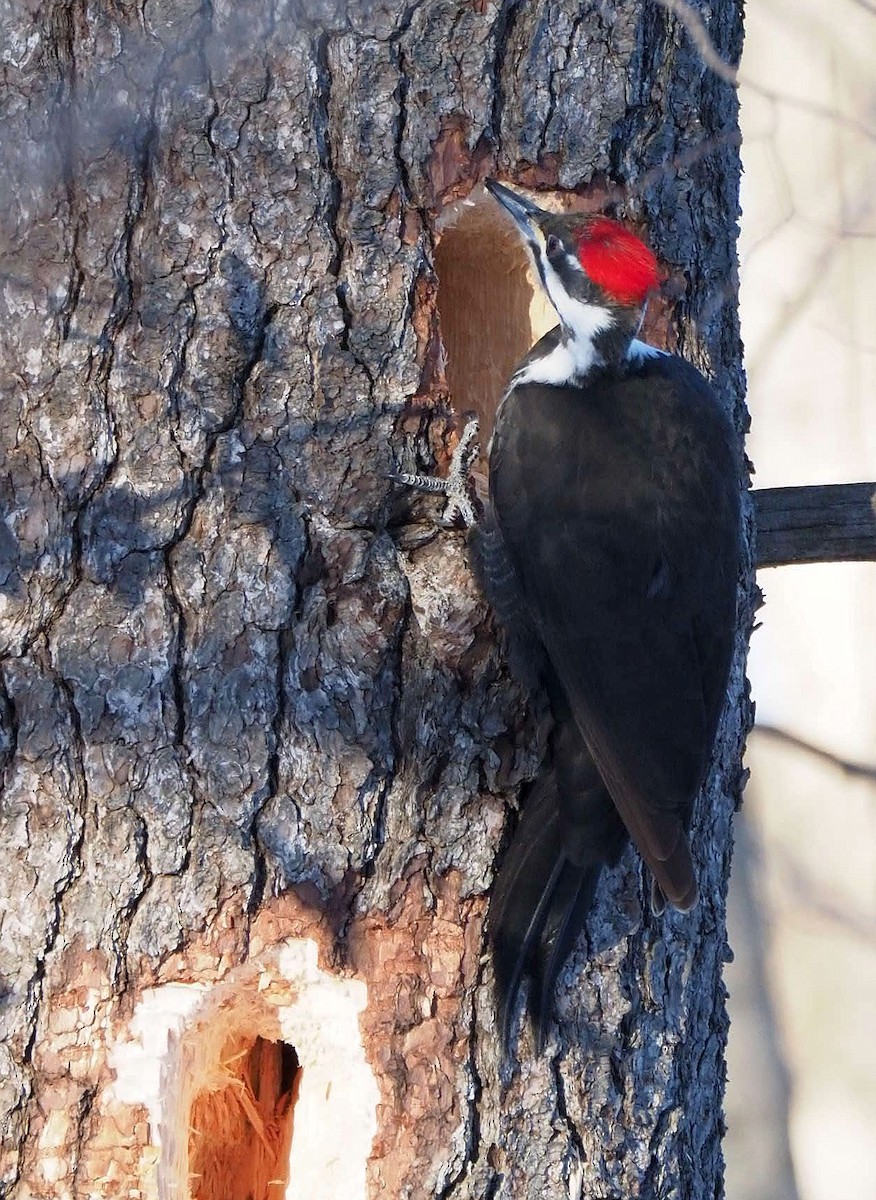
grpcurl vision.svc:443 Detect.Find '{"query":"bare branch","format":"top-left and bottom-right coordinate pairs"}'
top-left (652, 0), bottom-right (740, 86)
top-left (772, 845), bottom-right (876, 942)
top-left (753, 724), bottom-right (876, 784)
top-left (753, 482), bottom-right (876, 567)
top-left (655, 0), bottom-right (876, 147)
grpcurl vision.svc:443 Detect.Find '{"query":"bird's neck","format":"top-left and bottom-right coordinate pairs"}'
top-left (513, 302), bottom-right (643, 389)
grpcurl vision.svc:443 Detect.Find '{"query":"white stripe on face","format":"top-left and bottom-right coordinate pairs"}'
top-left (541, 256), bottom-right (612, 344)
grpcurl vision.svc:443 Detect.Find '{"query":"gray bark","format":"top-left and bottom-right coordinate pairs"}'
top-left (754, 483), bottom-right (876, 567)
top-left (0, 1), bottom-right (751, 1197)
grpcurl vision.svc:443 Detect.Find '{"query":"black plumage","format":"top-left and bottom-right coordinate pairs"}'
top-left (483, 338), bottom-right (740, 1047)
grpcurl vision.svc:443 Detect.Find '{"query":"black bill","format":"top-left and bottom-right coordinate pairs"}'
top-left (484, 179), bottom-right (547, 239)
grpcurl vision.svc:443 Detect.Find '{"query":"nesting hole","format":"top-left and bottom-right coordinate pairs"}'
top-left (110, 941), bottom-right (377, 1200)
top-left (188, 1034), bottom-right (300, 1200)
top-left (434, 184), bottom-right (558, 439)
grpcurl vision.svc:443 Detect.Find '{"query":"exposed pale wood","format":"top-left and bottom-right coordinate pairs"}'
top-left (754, 483), bottom-right (876, 567)
top-left (0, 2), bottom-right (750, 1197)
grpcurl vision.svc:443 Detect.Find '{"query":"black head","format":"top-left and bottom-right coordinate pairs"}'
top-left (485, 180), bottom-right (661, 356)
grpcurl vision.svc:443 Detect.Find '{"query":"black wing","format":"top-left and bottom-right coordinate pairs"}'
top-left (490, 354), bottom-right (739, 914)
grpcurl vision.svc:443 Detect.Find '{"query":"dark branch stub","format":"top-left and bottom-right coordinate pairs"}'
top-left (753, 482), bottom-right (876, 568)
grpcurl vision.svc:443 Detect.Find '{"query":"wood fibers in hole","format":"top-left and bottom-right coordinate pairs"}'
top-left (188, 1036), bottom-right (300, 1200)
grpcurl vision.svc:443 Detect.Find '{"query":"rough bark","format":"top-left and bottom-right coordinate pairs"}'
top-left (0, 2), bottom-right (751, 1198)
top-left (753, 483), bottom-right (876, 567)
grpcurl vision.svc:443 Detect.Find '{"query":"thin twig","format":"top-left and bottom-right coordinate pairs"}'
top-left (753, 723), bottom-right (876, 784)
top-left (652, 0), bottom-right (739, 85)
top-left (604, 130), bottom-right (742, 205)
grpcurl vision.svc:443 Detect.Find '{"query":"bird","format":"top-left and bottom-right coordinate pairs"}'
top-left (469, 179), bottom-right (741, 1049)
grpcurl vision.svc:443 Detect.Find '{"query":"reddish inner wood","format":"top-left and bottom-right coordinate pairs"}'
top-left (188, 1036), bottom-right (300, 1200)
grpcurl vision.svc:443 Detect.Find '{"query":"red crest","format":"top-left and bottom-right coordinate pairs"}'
top-left (577, 218), bottom-right (661, 305)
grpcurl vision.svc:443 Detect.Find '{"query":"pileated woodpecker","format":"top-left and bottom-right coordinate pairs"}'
top-left (397, 181), bottom-right (740, 1048)
top-left (469, 181), bottom-right (740, 1048)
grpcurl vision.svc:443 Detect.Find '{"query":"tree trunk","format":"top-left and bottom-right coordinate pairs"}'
top-left (0, 2), bottom-right (751, 1197)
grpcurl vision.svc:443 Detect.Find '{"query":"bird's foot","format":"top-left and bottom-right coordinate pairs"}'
top-left (393, 416), bottom-right (481, 528)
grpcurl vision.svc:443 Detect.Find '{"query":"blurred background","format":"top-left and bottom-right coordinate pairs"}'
top-left (724, 1), bottom-right (876, 1197)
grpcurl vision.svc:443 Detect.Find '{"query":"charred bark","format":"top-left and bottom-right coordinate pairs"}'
top-left (0, 2), bottom-right (751, 1197)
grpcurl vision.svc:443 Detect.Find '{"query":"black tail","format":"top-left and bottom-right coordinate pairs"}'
top-left (489, 718), bottom-right (628, 1050)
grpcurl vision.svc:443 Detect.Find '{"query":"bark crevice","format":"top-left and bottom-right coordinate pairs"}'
top-left (0, 2), bottom-right (749, 1195)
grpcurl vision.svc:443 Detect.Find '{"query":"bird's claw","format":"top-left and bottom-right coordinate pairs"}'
top-left (393, 416), bottom-right (482, 528)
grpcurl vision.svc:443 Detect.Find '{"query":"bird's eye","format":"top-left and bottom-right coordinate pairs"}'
top-left (546, 233), bottom-right (561, 257)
